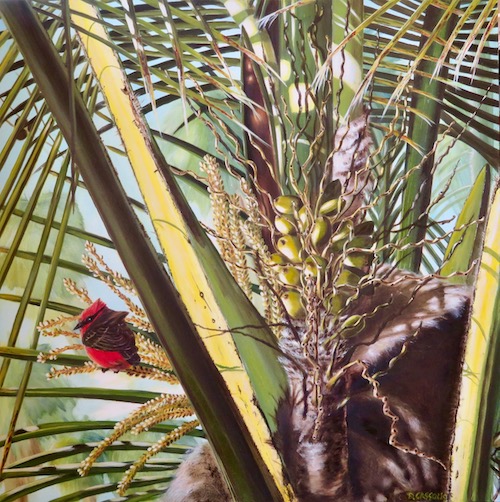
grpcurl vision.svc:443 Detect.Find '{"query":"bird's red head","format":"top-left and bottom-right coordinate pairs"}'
top-left (75, 299), bottom-right (107, 333)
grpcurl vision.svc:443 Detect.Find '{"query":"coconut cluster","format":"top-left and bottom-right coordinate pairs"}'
top-left (271, 182), bottom-right (375, 333)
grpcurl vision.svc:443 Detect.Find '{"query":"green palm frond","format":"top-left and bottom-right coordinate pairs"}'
top-left (357, 0), bottom-right (498, 271)
top-left (363, 0), bottom-right (498, 148)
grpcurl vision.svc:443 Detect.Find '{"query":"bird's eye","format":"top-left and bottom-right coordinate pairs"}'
top-left (86, 316), bottom-right (93, 322)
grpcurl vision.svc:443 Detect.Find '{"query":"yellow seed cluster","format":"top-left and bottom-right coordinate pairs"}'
top-left (80, 393), bottom-right (197, 482)
top-left (38, 327), bottom-right (80, 339)
top-left (228, 195), bottom-right (253, 298)
top-left (47, 361), bottom-right (98, 379)
top-left (130, 394), bottom-right (192, 435)
top-left (83, 242), bottom-right (147, 319)
top-left (63, 278), bottom-right (92, 305)
top-left (127, 315), bottom-right (154, 333)
top-left (200, 155), bottom-right (233, 262)
top-left (117, 419), bottom-right (199, 496)
top-left (125, 366), bottom-right (179, 384)
top-left (237, 185), bottom-right (282, 330)
top-left (37, 343), bottom-right (84, 363)
top-left (132, 406), bottom-right (194, 435)
top-left (200, 156), bottom-right (260, 300)
top-left (240, 178), bottom-right (263, 226)
top-left (135, 334), bottom-right (172, 371)
top-left (37, 315), bottom-right (79, 331)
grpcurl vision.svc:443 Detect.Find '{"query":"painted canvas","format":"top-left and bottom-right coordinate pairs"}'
top-left (0, 1), bottom-right (498, 501)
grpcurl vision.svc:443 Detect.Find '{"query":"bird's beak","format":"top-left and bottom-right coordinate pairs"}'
top-left (74, 321), bottom-right (83, 330)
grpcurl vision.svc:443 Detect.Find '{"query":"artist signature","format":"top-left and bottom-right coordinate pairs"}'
top-left (406, 492), bottom-right (448, 501)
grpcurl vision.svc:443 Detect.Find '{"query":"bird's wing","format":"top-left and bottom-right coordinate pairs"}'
top-left (88, 309), bottom-right (129, 332)
top-left (82, 309), bottom-right (140, 364)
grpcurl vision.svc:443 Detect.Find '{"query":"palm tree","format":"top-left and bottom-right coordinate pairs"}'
top-left (0, 0), bottom-right (498, 500)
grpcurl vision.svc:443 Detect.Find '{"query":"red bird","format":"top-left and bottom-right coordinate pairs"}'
top-left (75, 299), bottom-right (140, 372)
